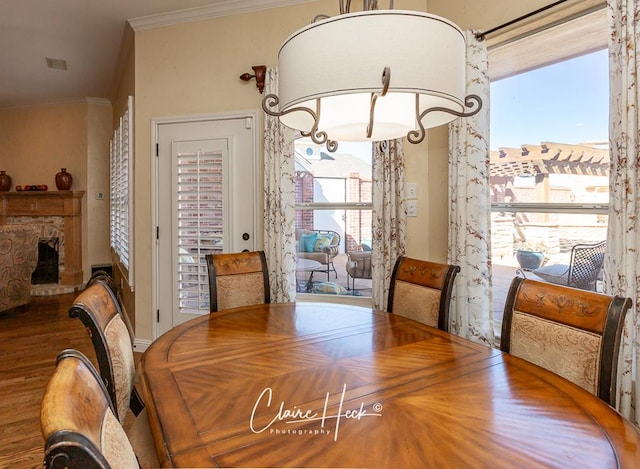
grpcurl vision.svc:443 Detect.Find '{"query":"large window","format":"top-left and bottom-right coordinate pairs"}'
top-left (489, 7), bottom-right (608, 327)
top-left (490, 49), bottom-right (608, 269)
top-left (109, 96), bottom-right (134, 285)
top-left (295, 140), bottom-right (372, 297)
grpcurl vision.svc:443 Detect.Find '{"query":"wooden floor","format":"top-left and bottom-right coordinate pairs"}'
top-left (0, 292), bottom-right (97, 468)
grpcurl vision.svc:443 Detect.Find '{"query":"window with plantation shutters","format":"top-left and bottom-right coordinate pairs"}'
top-left (175, 146), bottom-right (225, 314)
top-left (110, 96), bottom-right (134, 285)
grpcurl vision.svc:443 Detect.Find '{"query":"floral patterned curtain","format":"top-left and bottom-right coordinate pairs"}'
top-left (263, 68), bottom-right (297, 302)
top-left (371, 139), bottom-right (406, 310)
top-left (447, 31), bottom-right (495, 346)
top-left (604, 0), bottom-right (640, 425)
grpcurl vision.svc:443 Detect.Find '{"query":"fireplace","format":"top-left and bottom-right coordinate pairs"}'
top-left (0, 191), bottom-right (85, 292)
top-left (32, 237), bottom-right (60, 284)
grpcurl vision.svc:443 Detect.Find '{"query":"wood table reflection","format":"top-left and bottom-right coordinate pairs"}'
top-left (139, 302), bottom-right (640, 468)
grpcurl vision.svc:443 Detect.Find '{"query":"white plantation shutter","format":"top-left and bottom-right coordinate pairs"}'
top-left (176, 148), bottom-right (225, 314)
top-left (109, 96), bottom-right (134, 285)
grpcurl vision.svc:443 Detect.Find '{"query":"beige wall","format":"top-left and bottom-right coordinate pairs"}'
top-left (0, 100), bottom-right (112, 282)
top-left (86, 101), bottom-right (113, 270)
top-left (0, 103), bottom-right (87, 190)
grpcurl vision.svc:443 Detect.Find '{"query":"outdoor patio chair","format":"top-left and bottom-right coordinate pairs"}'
top-left (346, 250), bottom-right (372, 294)
top-left (531, 240), bottom-right (606, 291)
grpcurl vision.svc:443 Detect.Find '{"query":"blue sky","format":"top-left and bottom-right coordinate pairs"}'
top-left (490, 48), bottom-right (609, 151)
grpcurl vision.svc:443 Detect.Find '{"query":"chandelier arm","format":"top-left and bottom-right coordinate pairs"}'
top-left (366, 66), bottom-right (391, 139)
top-left (406, 94), bottom-right (484, 144)
top-left (262, 94), bottom-right (339, 152)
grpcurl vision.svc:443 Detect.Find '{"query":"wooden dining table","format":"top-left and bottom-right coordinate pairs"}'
top-left (138, 302), bottom-right (640, 468)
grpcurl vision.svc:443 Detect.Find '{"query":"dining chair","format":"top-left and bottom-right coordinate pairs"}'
top-left (68, 280), bottom-right (144, 422)
top-left (86, 268), bottom-right (118, 292)
top-left (41, 349), bottom-right (158, 469)
top-left (387, 256), bottom-right (460, 332)
top-left (205, 250), bottom-right (271, 312)
top-left (501, 277), bottom-right (632, 406)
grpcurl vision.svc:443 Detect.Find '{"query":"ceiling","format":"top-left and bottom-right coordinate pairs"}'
top-left (0, 0), bottom-right (314, 108)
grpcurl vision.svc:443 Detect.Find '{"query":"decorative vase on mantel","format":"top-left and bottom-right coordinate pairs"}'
top-left (55, 168), bottom-right (72, 191)
top-left (0, 170), bottom-right (11, 191)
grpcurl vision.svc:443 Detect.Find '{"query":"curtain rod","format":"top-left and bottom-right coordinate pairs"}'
top-left (475, 0), bottom-right (568, 41)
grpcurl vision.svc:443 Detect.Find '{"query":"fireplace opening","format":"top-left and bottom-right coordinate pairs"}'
top-left (32, 237), bottom-right (60, 285)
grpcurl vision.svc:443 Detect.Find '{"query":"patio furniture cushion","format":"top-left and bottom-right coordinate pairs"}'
top-left (531, 241), bottom-right (606, 291)
top-left (299, 232), bottom-right (318, 253)
top-left (311, 281), bottom-right (348, 295)
top-left (531, 264), bottom-right (569, 284)
top-left (314, 234), bottom-right (335, 251)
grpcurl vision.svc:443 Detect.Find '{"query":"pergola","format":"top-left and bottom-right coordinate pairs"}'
top-left (489, 142), bottom-right (610, 259)
top-left (490, 142), bottom-right (609, 203)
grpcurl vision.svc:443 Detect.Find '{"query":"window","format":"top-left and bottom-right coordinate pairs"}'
top-left (295, 141), bottom-right (372, 297)
top-left (489, 7), bottom-right (608, 327)
top-left (490, 50), bottom-right (609, 267)
top-left (176, 147), bottom-right (225, 314)
top-left (110, 96), bottom-right (134, 285)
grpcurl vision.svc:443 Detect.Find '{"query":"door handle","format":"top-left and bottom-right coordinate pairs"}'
top-left (242, 233), bottom-right (250, 240)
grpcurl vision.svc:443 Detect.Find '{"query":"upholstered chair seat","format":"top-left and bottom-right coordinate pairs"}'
top-left (387, 256), bottom-right (460, 332)
top-left (501, 277), bottom-right (632, 406)
top-left (41, 349), bottom-right (146, 469)
top-left (69, 281), bottom-right (140, 422)
top-left (205, 250), bottom-right (270, 312)
top-left (68, 281), bottom-right (156, 465)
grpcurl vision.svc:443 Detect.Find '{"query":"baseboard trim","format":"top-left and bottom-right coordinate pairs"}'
top-left (133, 339), bottom-right (152, 353)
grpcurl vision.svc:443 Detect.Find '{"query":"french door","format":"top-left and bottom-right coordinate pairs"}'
top-left (155, 113), bottom-right (258, 334)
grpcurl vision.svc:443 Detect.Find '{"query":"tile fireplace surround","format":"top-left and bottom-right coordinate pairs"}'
top-left (1, 191), bottom-right (85, 295)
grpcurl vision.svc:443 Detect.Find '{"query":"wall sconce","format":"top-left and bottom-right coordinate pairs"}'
top-left (262, 8), bottom-right (482, 152)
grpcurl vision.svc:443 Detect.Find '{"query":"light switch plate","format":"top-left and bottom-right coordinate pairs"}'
top-left (406, 183), bottom-right (417, 199)
top-left (407, 200), bottom-right (418, 217)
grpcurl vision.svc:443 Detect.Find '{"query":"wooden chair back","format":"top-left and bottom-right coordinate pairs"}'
top-left (387, 256), bottom-right (460, 332)
top-left (205, 250), bottom-right (271, 312)
top-left (501, 277), bottom-right (632, 406)
top-left (86, 269), bottom-right (118, 294)
top-left (68, 280), bottom-right (142, 423)
top-left (41, 349), bottom-right (140, 469)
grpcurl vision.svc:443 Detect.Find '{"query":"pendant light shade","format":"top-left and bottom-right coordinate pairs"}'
top-left (263, 10), bottom-right (482, 151)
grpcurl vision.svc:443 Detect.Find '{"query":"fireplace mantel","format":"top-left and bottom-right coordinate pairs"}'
top-left (1, 191), bottom-right (85, 287)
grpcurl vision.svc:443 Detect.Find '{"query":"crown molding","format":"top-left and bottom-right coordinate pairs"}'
top-left (0, 97), bottom-right (111, 110)
top-left (129, 0), bottom-right (315, 31)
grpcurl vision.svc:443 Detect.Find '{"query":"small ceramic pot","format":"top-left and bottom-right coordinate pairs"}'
top-left (55, 168), bottom-right (72, 190)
